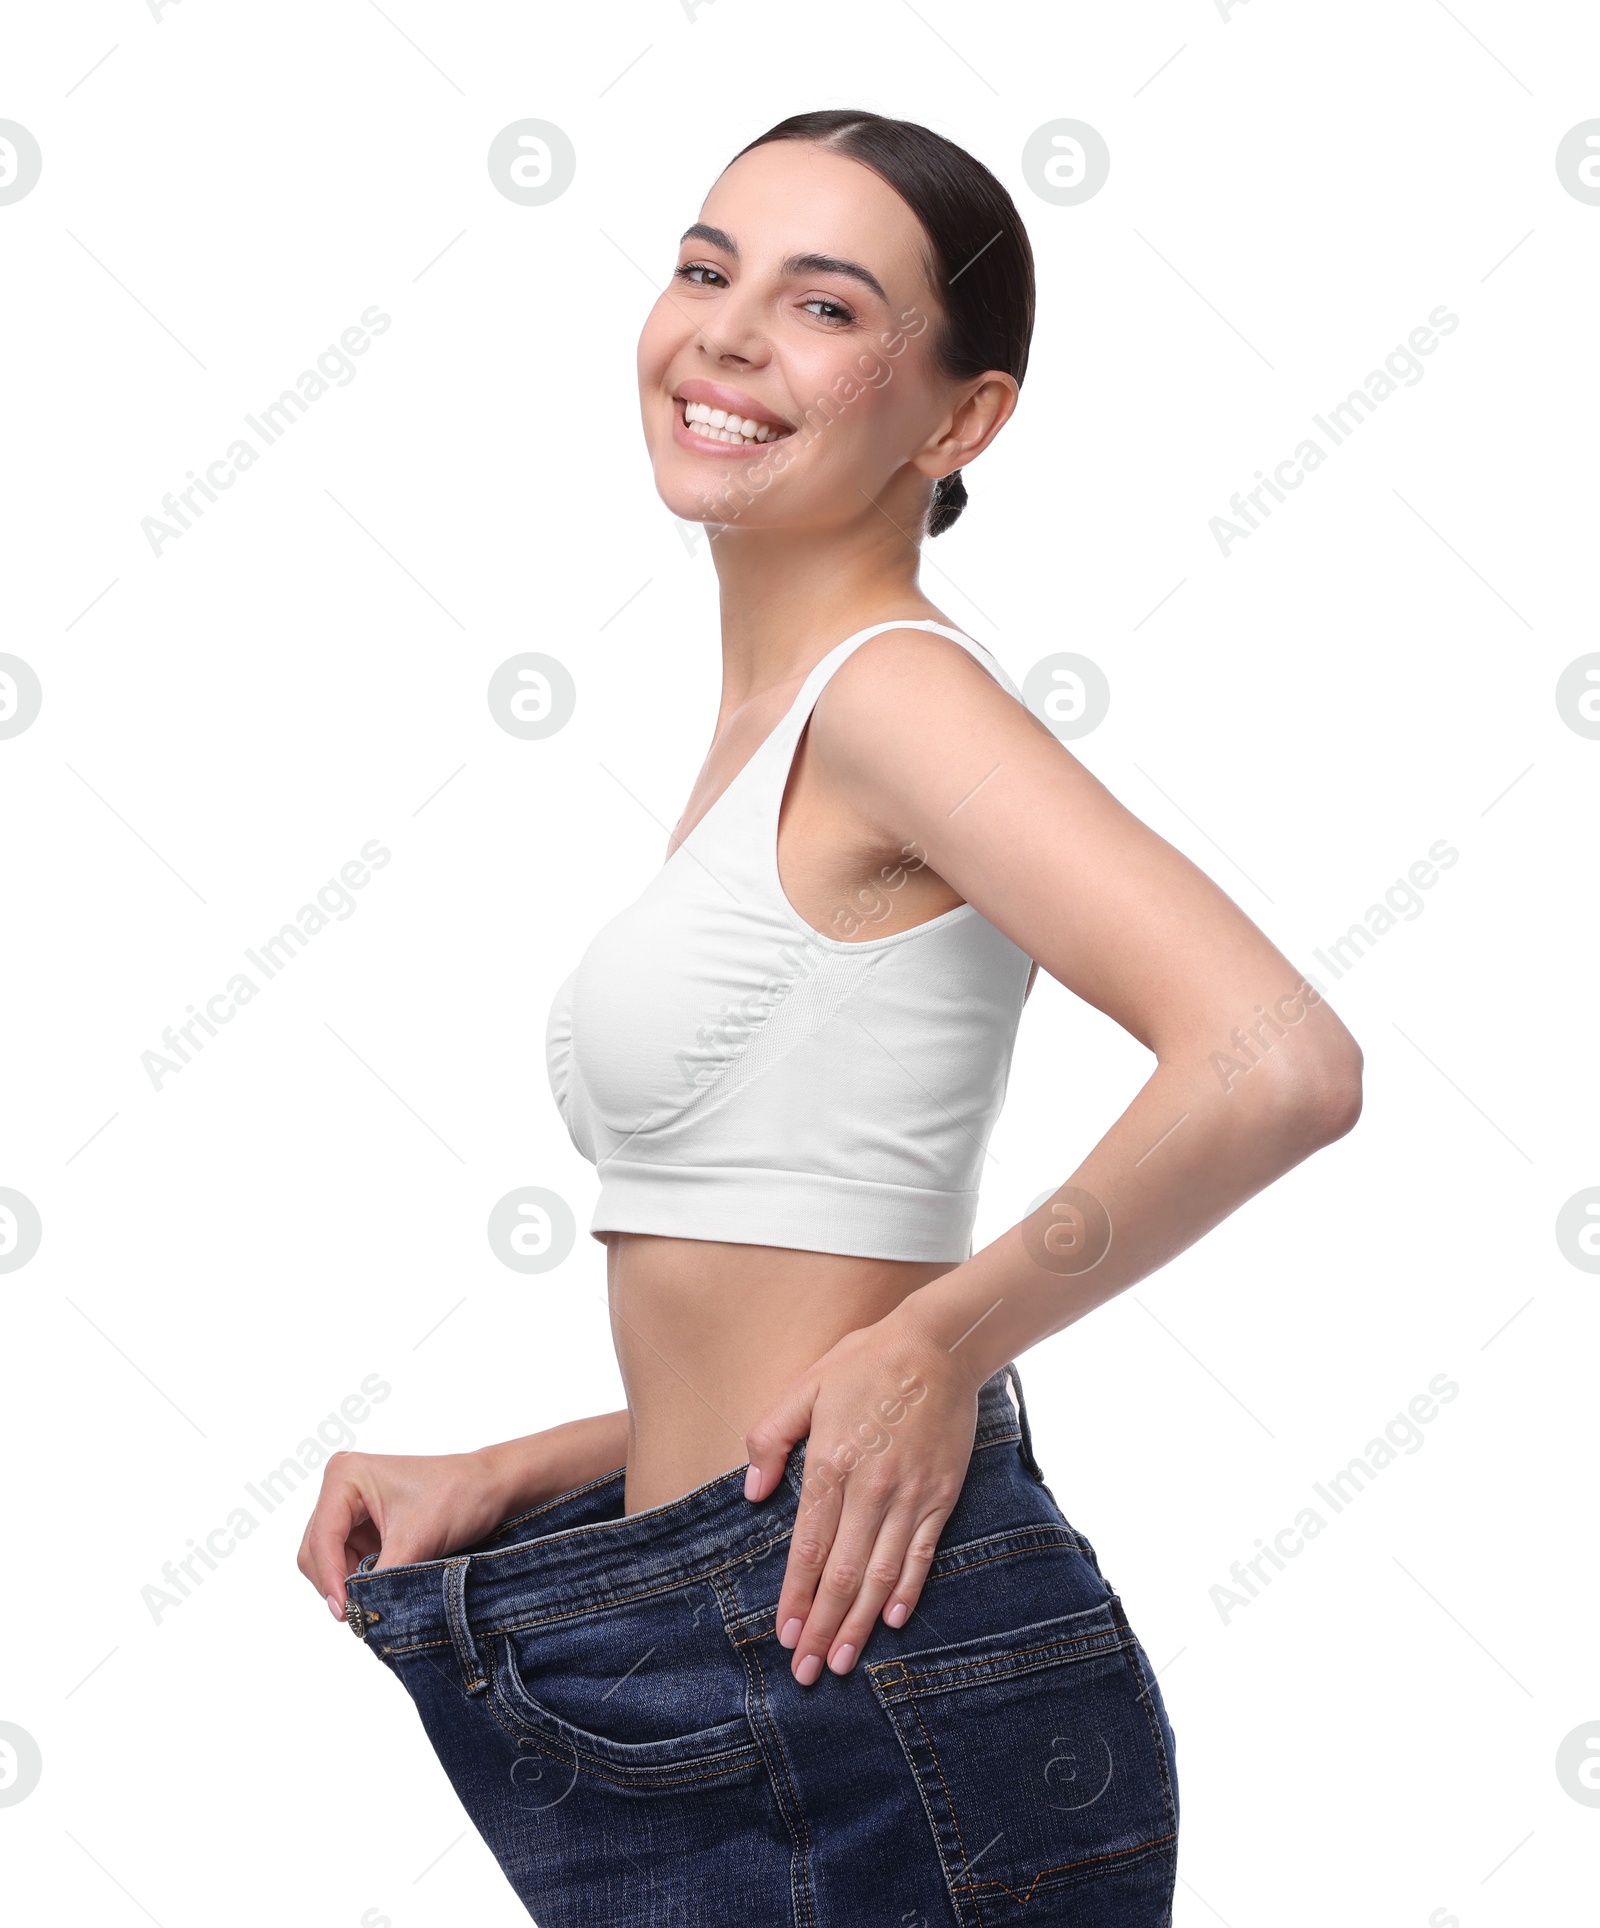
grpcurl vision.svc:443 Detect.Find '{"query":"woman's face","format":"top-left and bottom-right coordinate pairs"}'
top-left (637, 140), bottom-right (972, 534)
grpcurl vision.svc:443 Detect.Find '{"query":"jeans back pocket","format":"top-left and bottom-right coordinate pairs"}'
top-left (867, 1593), bottom-right (1177, 1923)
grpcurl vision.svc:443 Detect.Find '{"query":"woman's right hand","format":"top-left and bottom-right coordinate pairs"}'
top-left (297, 1446), bottom-right (517, 1621)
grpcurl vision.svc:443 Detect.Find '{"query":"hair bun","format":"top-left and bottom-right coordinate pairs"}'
top-left (928, 469), bottom-right (968, 538)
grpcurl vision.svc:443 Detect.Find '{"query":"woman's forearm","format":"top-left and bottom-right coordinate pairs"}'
top-left (473, 1408), bottom-right (631, 1514)
top-left (893, 995), bottom-right (1363, 1391)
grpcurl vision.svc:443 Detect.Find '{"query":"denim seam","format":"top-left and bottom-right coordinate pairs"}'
top-left (487, 1531), bottom-right (798, 1640)
top-left (1116, 1608), bottom-right (1182, 1854)
top-left (927, 1522), bottom-right (1088, 1574)
top-left (724, 1533), bottom-right (1086, 1646)
top-left (876, 1700), bottom-right (969, 1924)
top-left (949, 1829), bottom-right (1178, 1906)
top-left (373, 1528), bottom-right (803, 1654)
top-left (481, 1464), bottom-right (628, 1543)
top-left (443, 1559), bottom-right (487, 1695)
top-left (869, 1624), bottom-right (1135, 1696)
top-left (477, 1691), bottom-right (762, 1792)
top-left (907, 1693), bottom-right (990, 1928)
top-left (378, 1582), bottom-right (1128, 1670)
top-left (1004, 1361), bottom-right (1046, 1483)
top-left (717, 1574), bottom-right (818, 1928)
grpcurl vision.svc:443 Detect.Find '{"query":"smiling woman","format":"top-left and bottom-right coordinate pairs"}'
top-left (308, 107), bottom-right (1362, 1927)
top-left (641, 111), bottom-right (1034, 550)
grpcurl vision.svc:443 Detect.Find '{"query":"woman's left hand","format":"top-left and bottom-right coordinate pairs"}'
top-left (742, 1310), bottom-right (983, 1684)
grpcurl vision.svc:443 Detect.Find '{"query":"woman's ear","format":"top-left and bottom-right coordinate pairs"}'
top-left (911, 372), bottom-right (1019, 482)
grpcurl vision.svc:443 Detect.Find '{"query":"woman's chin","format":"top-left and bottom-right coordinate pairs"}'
top-left (656, 478), bottom-right (763, 529)
top-left (656, 490), bottom-right (721, 527)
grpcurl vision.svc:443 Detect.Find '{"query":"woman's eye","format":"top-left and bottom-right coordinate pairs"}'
top-left (802, 296), bottom-right (856, 327)
top-left (668, 265), bottom-right (855, 326)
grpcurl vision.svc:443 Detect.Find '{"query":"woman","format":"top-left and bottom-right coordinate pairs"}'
top-left (301, 110), bottom-right (1362, 1924)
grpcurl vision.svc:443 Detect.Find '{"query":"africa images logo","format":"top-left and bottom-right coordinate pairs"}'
top-left (140, 306), bottom-right (392, 557)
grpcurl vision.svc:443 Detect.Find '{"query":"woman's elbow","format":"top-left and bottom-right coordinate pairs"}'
top-left (1308, 1042), bottom-right (1364, 1142)
top-left (1274, 1032), bottom-right (1364, 1147)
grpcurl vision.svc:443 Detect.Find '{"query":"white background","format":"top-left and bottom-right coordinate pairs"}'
top-left (2, 2), bottom-right (1595, 1924)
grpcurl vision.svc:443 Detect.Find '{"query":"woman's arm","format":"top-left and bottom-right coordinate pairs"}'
top-left (741, 629), bottom-right (1363, 1683)
top-left (893, 969), bottom-right (1359, 1383)
top-left (476, 1408), bottom-right (631, 1513)
top-left (298, 1408), bottom-right (629, 1619)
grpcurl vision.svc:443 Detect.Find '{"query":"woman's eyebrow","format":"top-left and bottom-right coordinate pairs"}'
top-left (678, 224), bottom-right (889, 304)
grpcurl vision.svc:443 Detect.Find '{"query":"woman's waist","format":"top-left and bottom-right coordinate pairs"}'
top-left (346, 1368), bottom-right (1038, 1655)
top-left (604, 1229), bottom-right (954, 1304)
top-left (607, 1232), bottom-right (954, 1496)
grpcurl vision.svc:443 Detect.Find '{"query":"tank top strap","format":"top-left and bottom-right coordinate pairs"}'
top-left (782, 618), bottom-right (1020, 748)
top-left (687, 619), bottom-right (1019, 870)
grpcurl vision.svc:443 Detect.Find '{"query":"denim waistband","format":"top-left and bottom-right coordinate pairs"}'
top-left (345, 1362), bottom-right (1040, 1657)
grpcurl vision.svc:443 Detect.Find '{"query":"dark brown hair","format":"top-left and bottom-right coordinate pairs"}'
top-left (733, 110), bottom-right (1036, 537)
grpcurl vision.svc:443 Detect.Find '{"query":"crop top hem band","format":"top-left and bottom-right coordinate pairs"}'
top-left (587, 1159), bottom-right (976, 1263)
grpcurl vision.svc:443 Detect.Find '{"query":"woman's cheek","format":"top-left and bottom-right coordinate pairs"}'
top-left (635, 298), bottom-right (677, 388)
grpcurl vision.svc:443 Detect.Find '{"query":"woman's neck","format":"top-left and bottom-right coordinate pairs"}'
top-left (706, 519), bottom-right (943, 708)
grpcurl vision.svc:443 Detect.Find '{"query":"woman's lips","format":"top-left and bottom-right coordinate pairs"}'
top-left (675, 379), bottom-right (793, 436)
top-left (670, 399), bottom-right (794, 460)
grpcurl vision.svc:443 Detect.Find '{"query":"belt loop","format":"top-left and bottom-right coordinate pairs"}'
top-left (443, 1557), bottom-right (488, 1696)
top-left (1005, 1361), bottom-right (1046, 1483)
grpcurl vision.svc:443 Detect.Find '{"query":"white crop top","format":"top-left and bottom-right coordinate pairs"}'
top-left (545, 620), bottom-right (1034, 1262)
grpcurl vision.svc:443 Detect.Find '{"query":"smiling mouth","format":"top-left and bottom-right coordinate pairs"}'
top-left (680, 399), bottom-right (793, 446)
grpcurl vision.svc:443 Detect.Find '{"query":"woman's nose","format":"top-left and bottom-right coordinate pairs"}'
top-left (698, 288), bottom-right (772, 366)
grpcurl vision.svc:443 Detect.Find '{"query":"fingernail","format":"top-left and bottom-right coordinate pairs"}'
top-left (795, 1652), bottom-right (823, 1686)
top-left (884, 1601), bottom-right (908, 1627)
top-left (779, 1616), bottom-right (803, 1648)
top-left (327, 1593), bottom-right (345, 1620)
top-left (829, 1643), bottom-right (856, 1674)
top-left (744, 1465), bottom-right (761, 1501)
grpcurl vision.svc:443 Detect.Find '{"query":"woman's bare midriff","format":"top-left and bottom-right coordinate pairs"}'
top-left (606, 1231), bottom-right (956, 1514)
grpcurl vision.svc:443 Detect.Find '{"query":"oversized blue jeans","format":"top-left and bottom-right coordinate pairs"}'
top-left (344, 1365), bottom-right (1179, 1924)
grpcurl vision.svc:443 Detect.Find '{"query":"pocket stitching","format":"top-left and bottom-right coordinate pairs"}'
top-left (488, 1631), bottom-right (761, 1784)
top-left (485, 1529), bottom-right (796, 1639)
top-left (868, 1609), bottom-right (1177, 1916)
top-left (867, 1608), bottom-right (1130, 1702)
top-left (722, 1528), bottom-right (1089, 1646)
top-left (1115, 1614), bottom-right (1182, 1851)
top-left (881, 1626), bottom-right (1129, 1692)
top-left (931, 1521), bottom-right (1088, 1575)
top-left (906, 1692), bottom-right (989, 1921)
top-left (950, 1828), bottom-right (1179, 1908)
top-left (724, 1590), bottom-right (820, 1928)
top-left (483, 1703), bottom-right (762, 1794)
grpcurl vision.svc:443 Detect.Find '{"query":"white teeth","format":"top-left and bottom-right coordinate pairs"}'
top-left (681, 399), bottom-right (786, 447)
